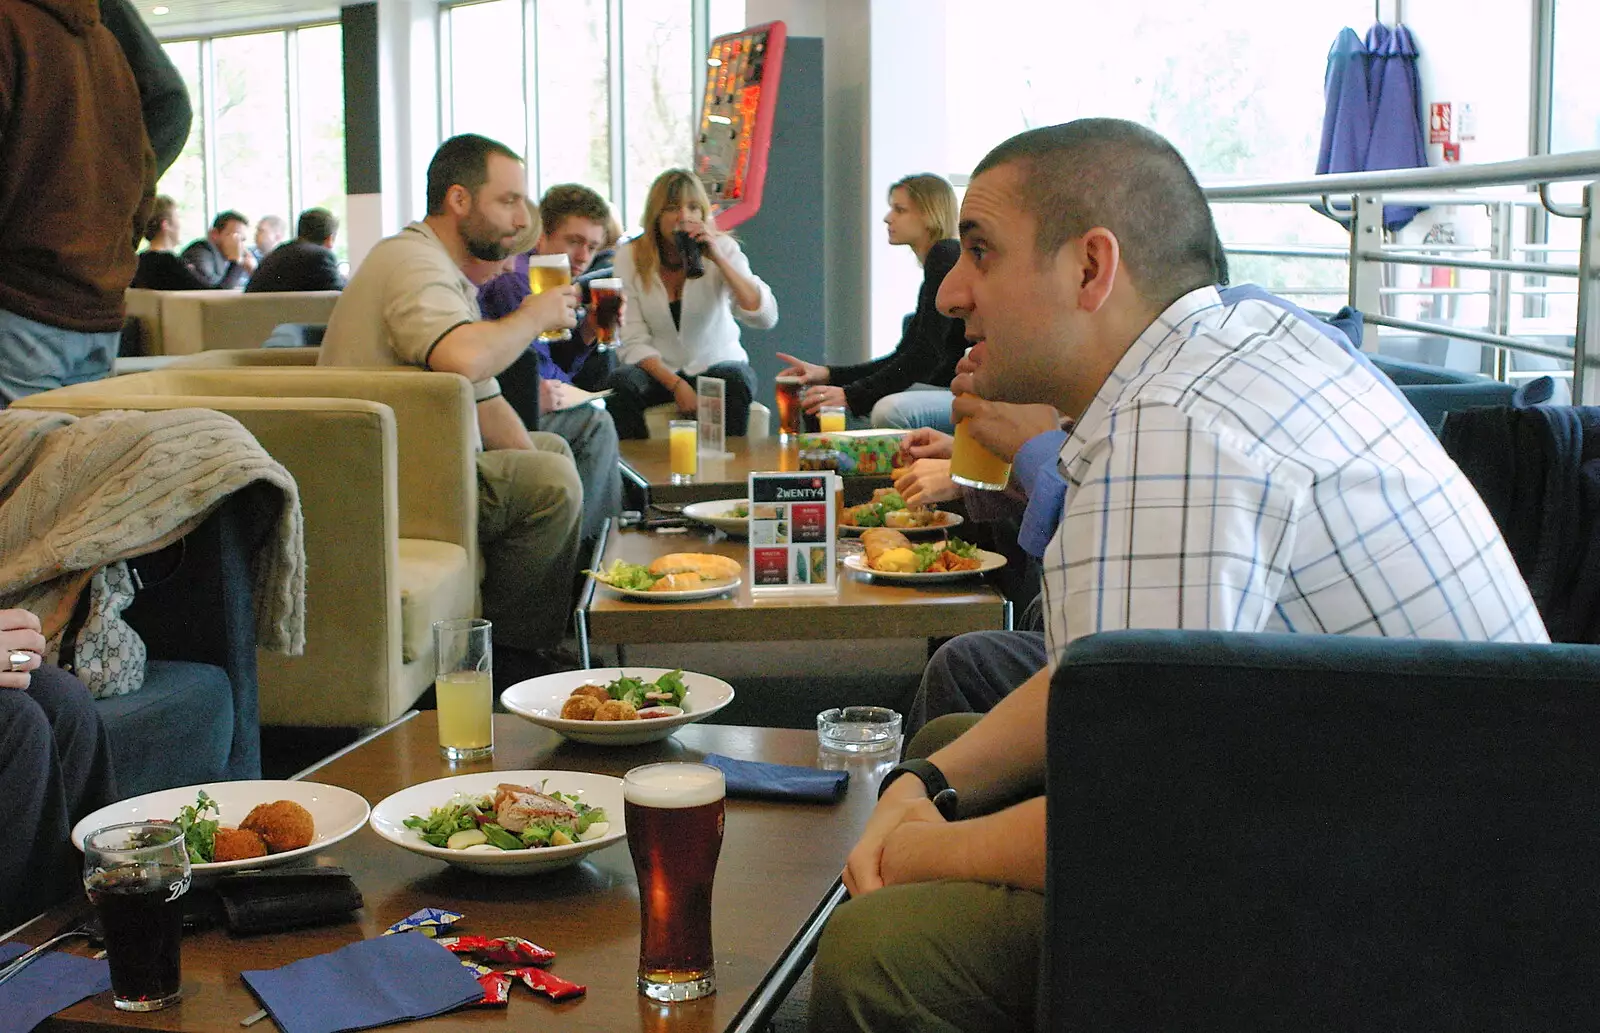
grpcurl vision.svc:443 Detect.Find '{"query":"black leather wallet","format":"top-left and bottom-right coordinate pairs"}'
top-left (212, 866), bottom-right (364, 934)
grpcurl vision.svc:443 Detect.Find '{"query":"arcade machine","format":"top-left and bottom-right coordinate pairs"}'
top-left (691, 20), bottom-right (825, 391)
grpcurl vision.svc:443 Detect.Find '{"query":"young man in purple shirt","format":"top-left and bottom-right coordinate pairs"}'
top-left (477, 184), bottom-right (620, 540)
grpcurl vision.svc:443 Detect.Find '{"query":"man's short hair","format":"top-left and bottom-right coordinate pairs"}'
top-left (297, 207), bottom-right (339, 243)
top-left (212, 209), bottom-right (249, 231)
top-left (144, 195), bottom-right (177, 244)
top-left (538, 184), bottom-right (611, 235)
top-left (972, 119), bottom-right (1223, 309)
top-left (426, 134), bottom-right (522, 216)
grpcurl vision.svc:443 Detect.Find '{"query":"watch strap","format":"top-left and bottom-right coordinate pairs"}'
top-left (879, 759), bottom-right (959, 819)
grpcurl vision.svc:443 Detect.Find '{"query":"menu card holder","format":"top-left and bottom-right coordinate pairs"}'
top-left (747, 471), bottom-right (836, 596)
top-left (697, 377), bottom-right (732, 457)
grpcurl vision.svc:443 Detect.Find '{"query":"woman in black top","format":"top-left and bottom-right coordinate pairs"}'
top-left (130, 195), bottom-right (210, 290)
top-left (777, 173), bottom-right (966, 430)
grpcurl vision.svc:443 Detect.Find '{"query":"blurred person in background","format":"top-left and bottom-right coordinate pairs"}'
top-left (182, 210), bottom-right (256, 289)
top-left (246, 207), bottom-right (346, 293)
top-left (604, 168), bottom-right (778, 438)
top-left (251, 214), bottom-right (287, 261)
top-left (131, 195), bottom-right (213, 290)
top-left (779, 173), bottom-right (967, 432)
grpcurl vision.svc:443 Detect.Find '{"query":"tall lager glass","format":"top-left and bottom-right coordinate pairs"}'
top-left (624, 762), bottom-right (725, 1002)
top-left (527, 253), bottom-right (572, 342)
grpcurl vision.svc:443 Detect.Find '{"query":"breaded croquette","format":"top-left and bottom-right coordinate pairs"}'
top-left (560, 694), bottom-right (600, 720)
top-left (212, 826), bottom-right (269, 861)
top-left (570, 683), bottom-right (610, 703)
top-left (594, 699), bottom-right (639, 721)
top-left (240, 800), bottom-right (316, 853)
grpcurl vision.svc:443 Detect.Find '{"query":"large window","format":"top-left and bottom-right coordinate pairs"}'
top-left (444, 0), bottom-right (741, 230)
top-left (156, 25), bottom-right (348, 262)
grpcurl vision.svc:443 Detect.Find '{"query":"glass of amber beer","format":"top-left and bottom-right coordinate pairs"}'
top-left (949, 417), bottom-right (1012, 490)
top-left (624, 762), bottom-right (726, 1002)
top-left (588, 277), bottom-right (624, 349)
top-left (774, 375), bottom-right (804, 439)
top-left (527, 253), bottom-right (572, 343)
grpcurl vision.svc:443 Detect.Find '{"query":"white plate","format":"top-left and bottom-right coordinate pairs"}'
top-left (369, 770), bottom-right (625, 876)
top-left (501, 667), bottom-right (736, 745)
top-left (592, 574), bottom-right (741, 601)
top-left (838, 511), bottom-right (964, 539)
top-left (682, 498), bottom-right (749, 536)
top-left (72, 780), bottom-right (370, 876)
top-left (843, 547), bottom-right (1007, 583)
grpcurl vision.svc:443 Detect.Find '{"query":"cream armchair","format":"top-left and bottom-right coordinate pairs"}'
top-left (14, 367), bottom-right (478, 728)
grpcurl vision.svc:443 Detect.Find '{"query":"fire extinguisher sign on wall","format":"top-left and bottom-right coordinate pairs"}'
top-left (1429, 102), bottom-right (1451, 145)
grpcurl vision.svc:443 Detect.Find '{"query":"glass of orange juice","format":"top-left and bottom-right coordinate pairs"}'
top-left (669, 420), bottom-right (698, 485)
top-left (818, 405), bottom-right (847, 433)
top-left (949, 418), bottom-right (1012, 490)
top-left (433, 618), bottom-right (492, 761)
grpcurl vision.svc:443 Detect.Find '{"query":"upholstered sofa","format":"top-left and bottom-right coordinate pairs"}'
top-left (122, 289), bottom-right (340, 355)
top-left (106, 490), bottom-right (265, 797)
top-left (15, 367), bottom-right (478, 728)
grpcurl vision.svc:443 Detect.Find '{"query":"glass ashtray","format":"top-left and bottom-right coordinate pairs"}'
top-left (817, 706), bottom-right (902, 753)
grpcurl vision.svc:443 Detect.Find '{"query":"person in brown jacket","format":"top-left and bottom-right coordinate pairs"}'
top-left (0, 0), bottom-right (158, 404)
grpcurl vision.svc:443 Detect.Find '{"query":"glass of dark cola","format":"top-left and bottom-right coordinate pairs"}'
top-left (82, 821), bottom-right (191, 1011)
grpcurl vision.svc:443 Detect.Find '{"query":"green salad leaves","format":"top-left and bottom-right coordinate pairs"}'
top-left (402, 789), bottom-right (607, 851)
top-left (604, 669), bottom-right (688, 709)
top-left (584, 559), bottom-right (659, 591)
top-left (175, 791), bottom-right (221, 863)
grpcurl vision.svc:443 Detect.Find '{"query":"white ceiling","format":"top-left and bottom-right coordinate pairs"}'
top-left (138, 0), bottom-right (345, 40)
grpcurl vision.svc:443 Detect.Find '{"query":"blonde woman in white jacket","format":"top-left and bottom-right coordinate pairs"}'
top-left (605, 169), bottom-right (778, 438)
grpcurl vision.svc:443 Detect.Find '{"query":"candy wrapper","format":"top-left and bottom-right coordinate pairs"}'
top-left (453, 958), bottom-right (512, 1007)
top-left (383, 907), bottom-right (464, 937)
top-left (508, 966), bottom-right (586, 1001)
top-left (437, 935), bottom-right (557, 967)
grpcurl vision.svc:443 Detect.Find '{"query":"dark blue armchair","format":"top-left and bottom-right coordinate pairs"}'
top-left (1043, 628), bottom-right (1600, 1031)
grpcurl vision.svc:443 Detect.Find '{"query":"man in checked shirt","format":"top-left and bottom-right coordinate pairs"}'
top-left (809, 118), bottom-right (1547, 1033)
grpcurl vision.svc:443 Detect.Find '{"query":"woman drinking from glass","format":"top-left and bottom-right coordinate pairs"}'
top-left (605, 169), bottom-right (778, 438)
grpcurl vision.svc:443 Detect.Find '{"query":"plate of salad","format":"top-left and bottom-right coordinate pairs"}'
top-left (837, 489), bottom-right (963, 539)
top-left (501, 667), bottom-right (736, 745)
top-left (71, 780), bottom-right (370, 878)
top-left (369, 771), bottom-right (624, 875)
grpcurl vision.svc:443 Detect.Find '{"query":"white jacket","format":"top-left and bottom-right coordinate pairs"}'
top-left (613, 234), bottom-right (779, 375)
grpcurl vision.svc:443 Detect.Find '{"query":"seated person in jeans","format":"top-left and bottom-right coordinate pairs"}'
top-left (476, 185), bottom-right (622, 541)
top-left (778, 173), bottom-right (968, 432)
top-left (319, 133), bottom-right (583, 684)
top-left (811, 119), bottom-right (1549, 1033)
top-left (605, 168), bottom-right (777, 438)
top-left (0, 608), bottom-right (117, 929)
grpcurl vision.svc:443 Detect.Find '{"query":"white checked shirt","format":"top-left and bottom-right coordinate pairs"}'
top-left (1039, 286), bottom-right (1549, 668)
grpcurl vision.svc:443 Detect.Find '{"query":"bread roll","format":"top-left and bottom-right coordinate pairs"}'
top-left (648, 553), bottom-right (741, 580)
top-left (860, 527), bottom-right (912, 566)
top-left (650, 570), bottom-right (704, 591)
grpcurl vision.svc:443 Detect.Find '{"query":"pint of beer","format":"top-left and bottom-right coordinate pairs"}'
top-left (527, 253), bottom-right (572, 342)
top-left (774, 375), bottom-right (804, 438)
top-left (949, 417), bottom-right (1012, 490)
top-left (624, 762), bottom-right (726, 1002)
top-left (589, 277), bottom-right (624, 349)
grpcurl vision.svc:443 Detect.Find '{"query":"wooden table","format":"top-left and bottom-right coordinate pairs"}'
top-left (26, 715), bottom-right (892, 1033)
top-left (618, 438), bottom-right (891, 507)
top-left (578, 523), bottom-right (1012, 666)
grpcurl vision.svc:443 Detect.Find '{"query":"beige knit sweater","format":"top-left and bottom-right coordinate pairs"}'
top-left (0, 408), bottom-right (305, 653)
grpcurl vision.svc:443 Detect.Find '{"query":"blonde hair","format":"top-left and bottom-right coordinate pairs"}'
top-left (889, 173), bottom-right (958, 247)
top-left (630, 168), bottom-right (720, 285)
top-left (507, 198), bottom-right (542, 255)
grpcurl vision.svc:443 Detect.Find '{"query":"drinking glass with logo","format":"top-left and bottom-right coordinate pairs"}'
top-left (949, 418), bottom-right (1012, 490)
top-left (434, 618), bottom-right (493, 760)
top-left (624, 762), bottom-right (725, 1002)
top-left (774, 376), bottom-right (804, 439)
top-left (527, 253), bottom-right (572, 343)
top-left (588, 277), bottom-right (624, 350)
top-left (82, 822), bottom-right (191, 1012)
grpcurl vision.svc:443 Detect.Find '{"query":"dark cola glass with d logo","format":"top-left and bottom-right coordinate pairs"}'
top-left (82, 822), bottom-right (191, 1011)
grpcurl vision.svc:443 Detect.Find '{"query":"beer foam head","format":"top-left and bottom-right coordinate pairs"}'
top-left (589, 277), bottom-right (622, 290)
top-left (624, 762), bottom-right (725, 808)
top-left (528, 253), bottom-right (570, 270)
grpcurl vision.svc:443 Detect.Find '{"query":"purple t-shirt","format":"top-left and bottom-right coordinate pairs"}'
top-left (476, 251), bottom-right (596, 384)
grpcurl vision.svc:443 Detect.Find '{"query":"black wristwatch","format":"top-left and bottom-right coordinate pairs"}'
top-left (878, 759), bottom-right (959, 820)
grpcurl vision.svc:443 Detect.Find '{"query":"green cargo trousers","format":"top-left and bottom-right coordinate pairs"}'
top-left (809, 715), bottom-right (1046, 1033)
top-left (475, 433), bottom-right (583, 651)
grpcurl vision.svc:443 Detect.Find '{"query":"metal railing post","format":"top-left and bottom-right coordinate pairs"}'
top-left (1348, 193), bottom-right (1384, 351)
top-left (1575, 181), bottom-right (1600, 406)
top-left (1488, 201), bottom-right (1514, 380)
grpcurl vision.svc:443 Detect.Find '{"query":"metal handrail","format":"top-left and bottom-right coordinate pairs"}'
top-left (1205, 150), bottom-right (1600, 200)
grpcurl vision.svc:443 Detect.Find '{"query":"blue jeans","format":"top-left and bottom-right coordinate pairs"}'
top-left (870, 386), bottom-right (954, 433)
top-left (0, 307), bottom-right (116, 404)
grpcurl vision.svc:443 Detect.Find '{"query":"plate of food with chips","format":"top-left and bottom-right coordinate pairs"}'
top-left (843, 528), bottom-right (1006, 583)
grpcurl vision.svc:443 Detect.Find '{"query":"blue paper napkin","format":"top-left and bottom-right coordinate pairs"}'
top-left (0, 940), bottom-right (111, 1033)
top-left (704, 753), bottom-right (849, 803)
top-left (241, 931), bottom-right (484, 1033)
